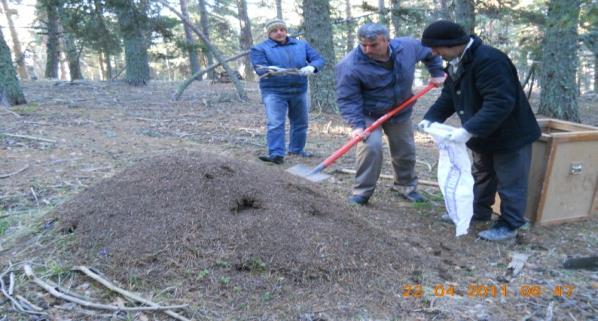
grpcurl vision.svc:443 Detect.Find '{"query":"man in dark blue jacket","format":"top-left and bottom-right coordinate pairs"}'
top-left (419, 20), bottom-right (541, 241)
top-left (250, 19), bottom-right (325, 165)
top-left (336, 23), bottom-right (445, 205)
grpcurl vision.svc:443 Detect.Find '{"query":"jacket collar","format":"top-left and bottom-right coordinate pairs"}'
top-left (448, 35), bottom-right (483, 81)
top-left (459, 35), bottom-right (482, 65)
top-left (266, 37), bottom-right (298, 48)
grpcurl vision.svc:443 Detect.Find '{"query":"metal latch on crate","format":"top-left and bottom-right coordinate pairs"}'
top-left (569, 163), bottom-right (583, 175)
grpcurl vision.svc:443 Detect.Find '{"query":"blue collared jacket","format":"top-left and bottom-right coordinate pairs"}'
top-left (335, 37), bottom-right (444, 129)
top-left (250, 37), bottom-right (325, 94)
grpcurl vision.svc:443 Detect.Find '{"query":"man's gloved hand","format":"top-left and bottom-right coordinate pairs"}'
top-left (429, 73), bottom-right (447, 87)
top-left (351, 128), bottom-right (369, 141)
top-left (267, 65), bottom-right (285, 71)
top-left (417, 119), bottom-right (432, 132)
top-left (447, 127), bottom-right (472, 143)
top-left (299, 65), bottom-right (316, 76)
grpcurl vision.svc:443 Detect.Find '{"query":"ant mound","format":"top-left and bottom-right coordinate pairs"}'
top-left (57, 151), bottom-right (422, 285)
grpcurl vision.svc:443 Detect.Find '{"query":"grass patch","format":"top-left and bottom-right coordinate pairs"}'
top-left (11, 102), bottom-right (39, 114)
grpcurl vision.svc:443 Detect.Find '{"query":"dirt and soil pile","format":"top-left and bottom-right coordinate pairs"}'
top-left (56, 151), bottom-right (421, 284)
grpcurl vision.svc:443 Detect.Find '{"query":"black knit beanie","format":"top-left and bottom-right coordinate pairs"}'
top-left (421, 20), bottom-right (470, 47)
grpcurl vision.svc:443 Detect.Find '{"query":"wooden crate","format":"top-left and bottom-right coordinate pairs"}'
top-left (493, 119), bottom-right (598, 225)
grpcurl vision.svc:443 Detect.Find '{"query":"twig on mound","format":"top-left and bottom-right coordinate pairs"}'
top-left (336, 168), bottom-right (439, 187)
top-left (72, 266), bottom-right (191, 321)
top-left (0, 164), bottom-right (29, 179)
top-left (0, 133), bottom-right (57, 144)
top-left (24, 265), bottom-right (187, 313)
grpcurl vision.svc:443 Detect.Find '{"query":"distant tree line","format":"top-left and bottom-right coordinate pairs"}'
top-left (0, 0), bottom-right (595, 121)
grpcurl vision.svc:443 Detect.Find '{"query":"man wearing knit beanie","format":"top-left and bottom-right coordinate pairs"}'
top-left (265, 19), bottom-right (286, 35)
top-left (417, 20), bottom-right (541, 242)
top-left (250, 19), bottom-right (325, 164)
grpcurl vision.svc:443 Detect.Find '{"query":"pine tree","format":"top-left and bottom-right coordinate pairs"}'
top-left (0, 27), bottom-right (26, 106)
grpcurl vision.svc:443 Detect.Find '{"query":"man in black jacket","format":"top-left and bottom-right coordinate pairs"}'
top-left (418, 20), bottom-right (541, 241)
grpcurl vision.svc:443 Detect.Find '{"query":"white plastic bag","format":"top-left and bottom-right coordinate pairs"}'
top-left (424, 123), bottom-right (474, 236)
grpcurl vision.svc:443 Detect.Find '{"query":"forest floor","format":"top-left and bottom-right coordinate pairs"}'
top-left (0, 80), bottom-right (597, 321)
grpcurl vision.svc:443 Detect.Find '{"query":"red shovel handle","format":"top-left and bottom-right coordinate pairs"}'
top-left (317, 83), bottom-right (437, 170)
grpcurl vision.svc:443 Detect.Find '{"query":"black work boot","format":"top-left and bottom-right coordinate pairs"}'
top-left (258, 155), bottom-right (284, 165)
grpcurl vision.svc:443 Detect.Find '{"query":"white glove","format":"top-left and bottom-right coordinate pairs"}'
top-left (429, 74), bottom-right (447, 87)
top-left (299, 65), bottom-right (316, 75)
top-left (447, 127), bottom-right (472, 143)
top-left (267, 65), bottom-right (285, 71)
top-left (417, 119), bottom-right (432, 132)
top-left (351, 128), bottom-right (369, 141)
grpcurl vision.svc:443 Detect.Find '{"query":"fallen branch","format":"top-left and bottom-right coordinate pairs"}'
top-left (0, 164), bottom-right (29, 179)
top-left (24, 265), bottom-right (187, 313)
top-left (172, 50), bottom-right (249, 101)
top-left (158, 0), bottom-right (246, 101)
top-left (16, 295), bottom-right (44, 312)
top-left (1, 106), bottom-right (21, 118)
top-left (336, 168), bottom-right (439, 187)
top-left (0, 265), bottom-right (46, 316)
top-left (0, 133), bottom-right (57, 143)
top-left (73, 266), bottom-right (191, 321)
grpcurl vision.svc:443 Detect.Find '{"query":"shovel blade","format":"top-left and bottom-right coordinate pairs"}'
top-left (286, 164), bottom-right (331, 183)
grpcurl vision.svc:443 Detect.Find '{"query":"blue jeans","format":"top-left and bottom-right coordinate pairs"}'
top-left (262, 91), bottom-right (309, 157)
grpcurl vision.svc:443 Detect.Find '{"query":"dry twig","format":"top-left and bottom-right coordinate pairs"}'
top-left (24, 265), bottom-right (187, 313)
top-left (0, 164), bottom-right (29, 179)
top-left (336, 168), bottom-right (439, 187)
top-left (73, 266), bottom-right (191, 321)
top-left (0, 133), bottom-right (57, 143)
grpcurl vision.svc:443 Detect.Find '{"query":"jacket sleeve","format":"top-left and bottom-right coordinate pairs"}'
top-left (305, 42), bottom-right (325, 72)
top-left (250, 45), bottom-right (269, 76)
top-left (335, 62), bottom-right (365, 129)
top-left (423, 83), bottom-right (455, 123)
top-left (415, 41), bottom-right (444, 78)
top-left (462, 56), bottom-right (517, 137)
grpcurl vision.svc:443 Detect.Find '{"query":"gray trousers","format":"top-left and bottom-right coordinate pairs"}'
top-left (353, 117), bottom-right (417, 198)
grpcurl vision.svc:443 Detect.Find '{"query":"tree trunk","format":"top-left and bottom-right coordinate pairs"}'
top-left (63, 32), bottom-right (83, 80)
top-left (115, 0), bottom-right (150, 86)
top-left (44, 0), bottom-right (60, 78)
top-left (538, 0), bottom-right (581, 121)
top-left (594, 53), bottom-right (597, 92)
top-left (93, 0), bottom-right (112, 79)
top-left (302, 0), bottom-right (336, 112)
top-left (454, 0), bottom-right (475, 34)
top-left (345, 0), bottom-right (354, 53)
top-left (197, 0), bottom-right (214, 79)
top-left (275, 0), bottom-right (283, 19)
top-left (1, 0), bottom-right (27, 79)
top-left (0, 28), bottom-right (26, 106)
top-left (98, 52), bottom-right (105, 80)
top-left (378, 0), bottom-right (387, 25)
top-left (180, 0), bottom-right (200, 74)
top-left (390, 0), bottom-right (400, 36)
top-left (435, 0), bottom-right (451, 20)
top-left (236, 0), bottom-right (253, 81)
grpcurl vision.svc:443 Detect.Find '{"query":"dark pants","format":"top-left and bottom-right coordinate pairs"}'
top-left (471, 144), bottom-right (532, 229)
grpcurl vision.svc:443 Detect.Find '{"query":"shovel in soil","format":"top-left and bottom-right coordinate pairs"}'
top-left (287, 83), bottom-right (438, 182)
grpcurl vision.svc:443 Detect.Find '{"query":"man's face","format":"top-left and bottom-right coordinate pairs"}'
top-left (359, 35), bottom-right (389, 61)
top-left (268, 27), bottom-right (288, 42)
top-left (430, 46), bottom-right (462, 61)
